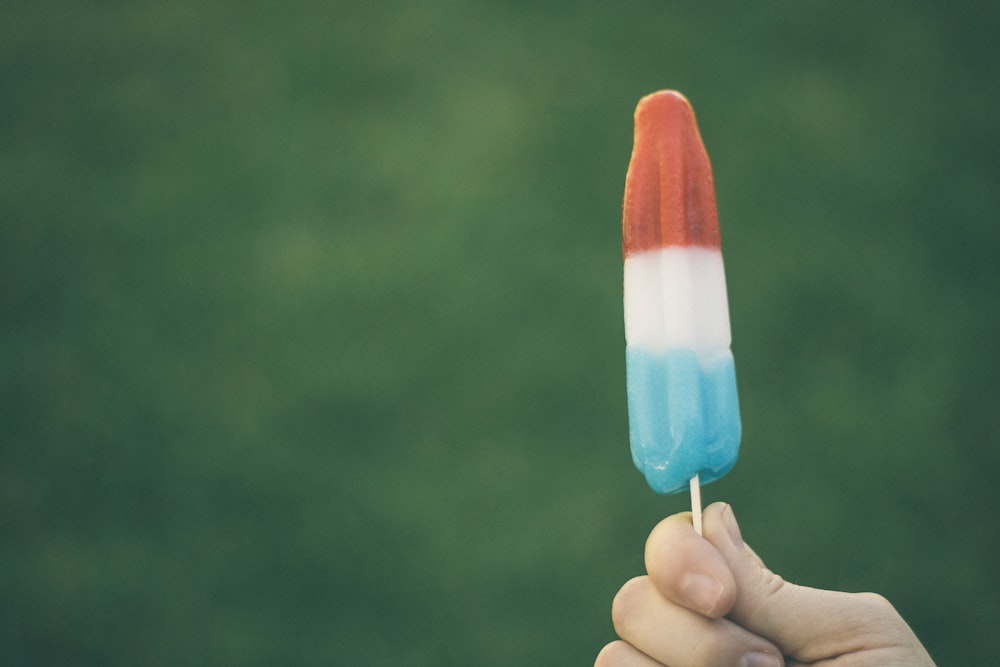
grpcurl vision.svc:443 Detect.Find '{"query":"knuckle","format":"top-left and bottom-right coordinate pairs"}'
top-left (611, 576), bottom-right (651, 637)
top-left (855, 591), bottom-right (893, 612)
top-left (736, 567), bottom-right (787, 621)
top-left (688, 621), bottom-right (764, 667)
top-left (594, 640), bottom-right (632, 666)
top-left (643, 514), bottom-right (689, 576)
top-left (854, 591), bottom-right (903, 627)
top-left (687, 632), bottom-right (721, 665)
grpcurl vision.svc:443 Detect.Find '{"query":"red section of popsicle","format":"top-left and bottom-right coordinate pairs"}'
top-left (622, 90), bottom-right (720, 257)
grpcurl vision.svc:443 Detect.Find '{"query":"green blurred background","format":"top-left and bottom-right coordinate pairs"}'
top-left (2, 1), bottom-right (998, 664)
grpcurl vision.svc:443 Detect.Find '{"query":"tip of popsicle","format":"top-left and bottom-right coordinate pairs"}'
top-left (637, 89), bottom-right (691, 110)
top-left (623, 90), bottom-right (720, 256)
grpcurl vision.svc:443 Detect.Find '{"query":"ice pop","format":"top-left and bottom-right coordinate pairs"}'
top-left (622, 91), bottom-right (741, 505)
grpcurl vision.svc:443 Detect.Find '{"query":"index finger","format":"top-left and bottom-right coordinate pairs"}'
top-left (644, 511), bottom-right (738, 618)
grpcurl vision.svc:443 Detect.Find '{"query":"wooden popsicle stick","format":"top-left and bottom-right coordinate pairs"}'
top-left (690, 474), bottom-right (703, 536)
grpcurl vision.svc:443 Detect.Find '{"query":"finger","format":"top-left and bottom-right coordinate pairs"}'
top-left (702, 503), bottom-right (902, 661)
top-left (644, 512), bottom-right (737, 618)
top-left (595, 640), bottom-right (665, 666)
top-left (612, 575), bottom-right (783, 667)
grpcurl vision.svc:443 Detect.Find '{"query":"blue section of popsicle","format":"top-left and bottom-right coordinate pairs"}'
top-left (625, 347), bottom-right (740, 494)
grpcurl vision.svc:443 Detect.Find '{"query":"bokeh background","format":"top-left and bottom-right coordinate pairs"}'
top-left (3, 1), bottom-right (998, 664)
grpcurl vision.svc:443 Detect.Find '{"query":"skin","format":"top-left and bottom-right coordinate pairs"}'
top-left (596, 502), bottom-right (936, 667)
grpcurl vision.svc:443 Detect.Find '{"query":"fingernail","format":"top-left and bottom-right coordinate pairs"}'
top-left (681, 572), bottom-right (725, 615)
top-left (739, 651), bottom-right (780, 667)
top-left (722, 503), bottom-right (744, 548)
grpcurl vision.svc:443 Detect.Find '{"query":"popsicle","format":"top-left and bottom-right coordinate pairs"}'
top-left (622, 91), bottom-right (741, 521)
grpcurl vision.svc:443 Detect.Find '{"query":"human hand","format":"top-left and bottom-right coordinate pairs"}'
top-left (596, 502), bottom-right (935, 666)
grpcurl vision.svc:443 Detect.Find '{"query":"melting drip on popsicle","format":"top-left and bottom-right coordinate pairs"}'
top-left (622, 90), bottom-right (741, 503)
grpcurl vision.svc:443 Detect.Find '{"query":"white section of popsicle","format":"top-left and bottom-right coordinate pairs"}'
top-left (623, 247), bottom-right (732, 355)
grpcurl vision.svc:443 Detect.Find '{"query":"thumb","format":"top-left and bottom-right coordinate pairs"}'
top-left (702, 503), bottom-right (887, 662)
